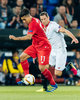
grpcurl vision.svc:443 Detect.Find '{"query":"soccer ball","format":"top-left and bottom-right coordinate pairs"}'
top-left (23, 74), bottom-right (35, 85)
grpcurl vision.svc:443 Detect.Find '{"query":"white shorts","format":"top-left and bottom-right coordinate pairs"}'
top-left (49, 47), bottom-right (67, 71)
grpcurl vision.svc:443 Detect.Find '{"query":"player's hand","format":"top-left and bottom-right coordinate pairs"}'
top-left (9, 35), bottom-right (16, 40)
top-left (71, 38), bottom-right (79, 44)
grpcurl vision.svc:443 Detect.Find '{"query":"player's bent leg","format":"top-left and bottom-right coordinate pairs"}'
top-left (39, 65), bottom-right (58, 92)
top-left (17, 53), bottom-right (31, 85)
top-left (36, 65), bottom-right (50, 92)
top-left (20, 52), bottom-right (30, 62)
top-left (20, 53), bottom-right (30, 76)
top-left (39, 64), bottom-right (49, 72)
top-left (17, 52), bottom-right (30, 85)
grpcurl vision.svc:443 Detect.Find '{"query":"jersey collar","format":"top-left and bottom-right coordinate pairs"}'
top-left (28, 17), bottom-right (33, 26)
top-left (45, 21), bottom-right (50, 27)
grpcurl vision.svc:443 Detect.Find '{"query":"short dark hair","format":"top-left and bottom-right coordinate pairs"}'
top-left (40, 12), bottom-right (49, 17)
top-left (12, 50), bottom-right (19, 55)
top-left (20, 8), bottom-right (30, 17)
top-left (30, 5), bottom-right (37, 9)
top-left (59, 5), bottom-right (66, 8)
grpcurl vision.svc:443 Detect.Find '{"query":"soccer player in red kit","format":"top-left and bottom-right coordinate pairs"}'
top-left (9, 8), bottom-right (57, 92)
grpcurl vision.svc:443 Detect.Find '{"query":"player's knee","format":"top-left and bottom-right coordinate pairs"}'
top-left (20, 55), bottom-right (24, 62)
top-left (39, 65), bottom-right (46, 72)
top-left (39, 67), bottom-right (43, 72)
top-left (55, 72), bottom-right (61, 76)
top-left (55, 70), bottom-right (62, 76)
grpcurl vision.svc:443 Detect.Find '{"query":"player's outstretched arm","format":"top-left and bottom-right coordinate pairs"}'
top-left (9, 34), bottom-right (33, 40)
top-left (59, 27), bottom-right (79, 44)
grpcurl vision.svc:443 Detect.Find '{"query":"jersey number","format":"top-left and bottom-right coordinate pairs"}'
top-left (41, 56), bottom-right (45, 63)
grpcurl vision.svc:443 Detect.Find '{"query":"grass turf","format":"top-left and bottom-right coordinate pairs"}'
top-left (0, 85), bottom-right (80, 100)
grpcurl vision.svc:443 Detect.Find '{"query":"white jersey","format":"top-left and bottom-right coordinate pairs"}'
top-left (45, 21), bottom-right (67, 49)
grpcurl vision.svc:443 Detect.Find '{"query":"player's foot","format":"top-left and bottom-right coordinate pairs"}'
top-left (17, 81), bottom-right (23, 85)
top-left (36, 88), bottom-right (46, 92)
top-left (68, 62), bottom-right (77, 70)
top-left (17, 79), bottom-right (24, 85)
top-left (46, 84), bottom-right (58, 92)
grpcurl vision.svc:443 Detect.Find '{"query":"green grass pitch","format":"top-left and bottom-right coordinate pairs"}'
top-left (0, 85), bottom-right (80, 100)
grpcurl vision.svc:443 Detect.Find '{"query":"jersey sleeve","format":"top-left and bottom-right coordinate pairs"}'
top-left (27, 22), bottom-right (36, 35)
top-left (53, 22), bottom-right (61, 32)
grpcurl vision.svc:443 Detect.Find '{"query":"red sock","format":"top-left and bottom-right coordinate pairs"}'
top-left (42, 69), bottom-right (55, 85)
top-left (21, 60), bottom-right (29, 75)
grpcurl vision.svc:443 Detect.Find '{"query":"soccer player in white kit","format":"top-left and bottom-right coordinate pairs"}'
top-left (40, 12), bottom-right (79, 77)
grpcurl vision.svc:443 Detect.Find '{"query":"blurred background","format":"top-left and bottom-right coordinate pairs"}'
top-left (0, 0), bottom-right (80, 86)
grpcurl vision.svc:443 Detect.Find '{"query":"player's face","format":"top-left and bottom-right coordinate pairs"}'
top-left (40, 15), bottom-right (49, 26)
top-left (21, 16), bottom-right (30, 24)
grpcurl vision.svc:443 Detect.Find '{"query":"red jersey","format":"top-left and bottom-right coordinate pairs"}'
top-left (27, 17), bottom-right (50, 48)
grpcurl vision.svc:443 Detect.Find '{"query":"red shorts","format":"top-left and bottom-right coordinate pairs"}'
top-left (24, 45), bottom-right (51, 65)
